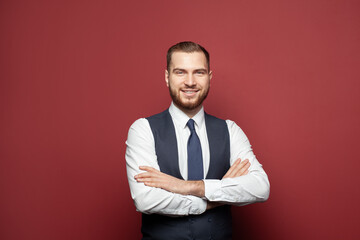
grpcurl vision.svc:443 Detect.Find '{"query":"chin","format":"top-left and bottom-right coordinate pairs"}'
top-left (177, 99), bottom-right (202, 110)
top-left (169, 85), bottom-right (209, 111)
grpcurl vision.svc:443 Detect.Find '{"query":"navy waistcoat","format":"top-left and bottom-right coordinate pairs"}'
top-left (143, 109), bottom-right (232, 240)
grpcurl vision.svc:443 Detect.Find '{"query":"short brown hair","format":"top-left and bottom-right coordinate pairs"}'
top-left (166, 41), bottom-right (210, 71)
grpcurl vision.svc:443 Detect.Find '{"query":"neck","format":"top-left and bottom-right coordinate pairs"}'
top-left (174, 103), bottom-right (202, 118)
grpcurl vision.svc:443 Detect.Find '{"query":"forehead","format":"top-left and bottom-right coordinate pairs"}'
top-left (170, 51), bottom-right (208, 70)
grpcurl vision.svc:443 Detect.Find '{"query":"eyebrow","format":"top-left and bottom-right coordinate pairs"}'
top-left (172, 68), bottom-right (208, 73)
top-left (194, 68), bottom-right (208, 72)
top-left (172, 68), bottom-right (186, 73)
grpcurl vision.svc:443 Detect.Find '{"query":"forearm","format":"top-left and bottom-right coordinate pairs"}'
top-left (128, 161), bottom-right (208, 215)
top-left (204, 167), bottom-right (270, 205)
top-left (127, 157), bottom-right (208, 215)
top-left (131, 175), bottom-right (217, 214)
top-left (130, 181), bottom-right (207, 215)
top-left (179, 180), bottom-right (205, 197)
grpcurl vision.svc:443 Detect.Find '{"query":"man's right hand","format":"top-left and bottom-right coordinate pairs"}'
top-left (206, 201), bottom-right (224, 210)
top-left (222, 158), bottom-right (250, 179)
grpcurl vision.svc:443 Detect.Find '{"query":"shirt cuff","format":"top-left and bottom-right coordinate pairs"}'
top-left (187, 195), bottom-right (207, 215)
top-left (203, 179), bottom-right (222, 201)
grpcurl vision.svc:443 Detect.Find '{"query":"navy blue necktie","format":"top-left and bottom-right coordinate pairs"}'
top-left (187, 119), bottom-right (203, 180)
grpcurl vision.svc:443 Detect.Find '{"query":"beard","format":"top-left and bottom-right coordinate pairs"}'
top-left (168, 83), bottom-right (210, 111)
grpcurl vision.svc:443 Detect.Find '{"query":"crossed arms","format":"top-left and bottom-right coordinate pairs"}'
top-left (135, 158), bottom-right (251, 210)
top-left (126, 118), bottom-right (270, 216)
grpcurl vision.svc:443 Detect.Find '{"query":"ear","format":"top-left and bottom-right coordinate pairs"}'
top-left (165, 70), bottom-right (169, 87)
top-left (209, 70), bottom-right (213, 81)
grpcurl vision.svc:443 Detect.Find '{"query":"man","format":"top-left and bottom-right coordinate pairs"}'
top-left (126, 41), bottom-right (270, 240)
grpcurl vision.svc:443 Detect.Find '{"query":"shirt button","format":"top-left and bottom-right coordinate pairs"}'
top-left (208, 217), bottom-right (212, 222)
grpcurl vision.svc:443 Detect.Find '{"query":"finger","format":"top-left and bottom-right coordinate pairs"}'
top-left (136, 175), bottom-right (165, 183)
top-left (143, 181), bottom-right (157, 187)
top-left (139, 166), bottom-right (158, 172)
top-left (135, 177), bottom-right (154, 183)
top-left (138, 177), bottom-right (168, 189)
top-left (224, 158), bottom-right (242, 178)
top-left (227, 159), bottom-right (249, 178)
top-left (134, 172), bottom-right (152, 178)
top-left (235, 161), bottom-right (250, 176)
top-left (223, 159), bottom-right (241, 178)
top-left (237, 159), bottom-right (249, 171)
top-left (235, 162), bottom-right (251, 177)
top-left (135, 171), bottom-right (161, 179)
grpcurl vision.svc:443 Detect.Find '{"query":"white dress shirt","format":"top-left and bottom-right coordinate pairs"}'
top-left (126, 102), bottom-right (270, 216)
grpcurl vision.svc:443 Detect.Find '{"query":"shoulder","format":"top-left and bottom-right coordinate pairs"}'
top-left (127, 109), bottom-right (171, 139)
top-left (127, 118), bottom-right (152, 139)
top-left (146, 109), bottom-right (169, 121)
top-left (129, 109), bottom-right (169, 131)
top-left (225, 119), bottom-right (249, 141)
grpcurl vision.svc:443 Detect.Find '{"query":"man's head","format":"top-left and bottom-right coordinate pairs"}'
top-left (166, 41), bottom-right (210, 72)
top-left (165, 41), bottom-right (212, 117)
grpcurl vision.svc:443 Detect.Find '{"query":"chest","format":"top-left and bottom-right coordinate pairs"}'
top-left (147, 110), bottom-right (230, 180)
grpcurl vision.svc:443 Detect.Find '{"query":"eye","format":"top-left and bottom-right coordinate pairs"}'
top-left (195, 71), bottom-right (206, 75)
top-left (175, 70), bottom-right (184, 75)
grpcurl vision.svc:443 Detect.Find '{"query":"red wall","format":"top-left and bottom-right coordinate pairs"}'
top-left (1, 0), bottom-right (359, 239)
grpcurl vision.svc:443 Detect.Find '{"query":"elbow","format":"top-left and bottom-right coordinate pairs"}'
top-left (259, 184), bottom-right (270, 202)
top-left (133, 190), bottom-right (165, 214)
top-left (257, 177), bottom-right (270, 202)
top-left (133, 196), bottom-right (154, 214)
top-left (248, 173), bottom-right (270, 203)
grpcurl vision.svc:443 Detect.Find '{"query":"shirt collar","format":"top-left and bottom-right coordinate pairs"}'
top-left (169, 102), bottom-right (205, 130)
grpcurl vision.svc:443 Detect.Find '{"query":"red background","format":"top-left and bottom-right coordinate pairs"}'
top-left (1, 0), bottom-right (359, 239)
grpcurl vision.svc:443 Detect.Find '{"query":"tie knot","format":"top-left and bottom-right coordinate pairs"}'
top-left (187, 119), bottom-right (196, 132)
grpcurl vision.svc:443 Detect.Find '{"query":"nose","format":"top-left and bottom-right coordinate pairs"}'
top-left (184, 74), bottom-right (196, 87)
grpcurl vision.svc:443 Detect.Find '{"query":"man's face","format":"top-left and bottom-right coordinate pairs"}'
top-left (165, 51), bottom-right (212, 114)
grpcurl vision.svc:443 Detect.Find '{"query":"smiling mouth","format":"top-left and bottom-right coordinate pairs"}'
top-left (181, 90), bottom-right (199, 94)
top-left (181, 90), bottom-right (199, 97)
